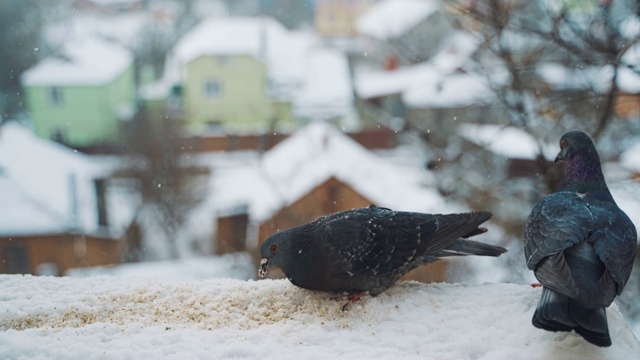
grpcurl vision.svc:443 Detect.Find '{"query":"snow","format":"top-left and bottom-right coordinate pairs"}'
top-left (0, 176), bottom-right (67, 236)
top-left (1, 275), bottom-right (638, 359)
top-left (537, 63), bottom-right (640, 94)
top-left (66, 253), bottom-right (255, 280)
top-left (620, 142), bottom-right (640, 173)
top-left (20, 37), bottom-right (133, 86)
top-left (356, 0), bottom-right (441, 40)
top-left (403, 71), bottom-right (497, 108)
top-left (353, 30), bottom-right (498, 108)
top-left (458, 123), bottom-right (557, 160)
top-left (292, 48), bottom-right (354, 121)
top-left (173, 16), bottom-right (315, 94)
top-left (0, 123), bottom-right (135, 237)
top-left (255, 122), bottom-right (457, 222)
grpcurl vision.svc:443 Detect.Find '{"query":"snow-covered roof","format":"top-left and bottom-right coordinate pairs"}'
top-left (620, 15), bottom-right (640, 39)
top-left (356, 0), bottom-right (441, 40)
top-left (353, 30), bottom-right (494, 107)
top-left (174, 17), bottom-right (313, 85)
top-left (292, 48), bottom-right (354, 121)
top-left (458, 124), bottom-right (557, 160)
top-left (0, 123), bottom-right (135, 237)
top-left (0, 176), bottom-right (69, 236)
top-left (2, 276), bottom-right (639, 359)
top-left (537, 63), bottom-right (640, 94)
top-left (254, 122), bottom-right (458, 222)
top-left (403, 71), bottom-right (497, 108)
top-left (88, 0), bottom-right (140, 5)
top-left (21, 37), bottom-right (133, 87)
top-left (620, 142), bottom-right (640, 173)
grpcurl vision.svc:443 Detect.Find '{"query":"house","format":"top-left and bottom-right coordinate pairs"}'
top-left (21, 37), bottom-right (136, 148)
top-left (0, 122), bottom-right (138, 275)
top-left (355, 0), bottom-right (453, 63)
top-left (166, 16), bottom-right (310, 132)
top-left (183, 122), bottom-right (479, 283)
top-left (315, 0), bottom-right (377, 37)
top-left (72, 0), bottom-right (143, 14)
top-left (536, 50), bottom-right (640, 123)
top-left (146, 16), bottom-right (356, 134)
top-left (353, 29), bottom-right (504, 134)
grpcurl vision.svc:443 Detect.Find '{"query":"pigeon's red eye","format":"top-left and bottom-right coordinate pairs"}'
top-left (270, 244), bottom-right (278, 252)
top-left (561, 140), bottom-right (567, 149)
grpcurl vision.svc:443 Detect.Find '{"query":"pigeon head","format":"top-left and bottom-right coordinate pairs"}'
top-left (555, 131), bottom-right (600, 164)
top-left (555, 130), bottom-right (609, 195)
top-left (258, 228), bottom-right (297, 279)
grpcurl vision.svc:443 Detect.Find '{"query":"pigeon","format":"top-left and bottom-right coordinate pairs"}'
top-left (524, 130), bottom-right (637, 347)
top-left (259, 205), bottom-right (506, 300)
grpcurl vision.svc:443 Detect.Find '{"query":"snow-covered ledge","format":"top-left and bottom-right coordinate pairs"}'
top-left (1, 276), bottom-right (638, 359)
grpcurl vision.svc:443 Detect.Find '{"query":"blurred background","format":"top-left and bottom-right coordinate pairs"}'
top-left (0, 0), bottom-right (638, 335)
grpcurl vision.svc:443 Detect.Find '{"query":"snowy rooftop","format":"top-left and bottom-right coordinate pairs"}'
top-left (255, 122), bottom-right (456, 221)
top-left (356, 0), bottom-right (442, 40)
top-left (620, 142), bottom-right (640, 173)
top-left (537, 63), bottom-right (640, 94)
top-left (183, 122), bottom-right (460, 250)
top-left (0, 123), bottom-right (134, 237)
top-left (458, 124), bottom-right (557, 160)
top-left (173, 17), bottom-right (314, 89)
top-left (21, 37), bottom-right (133, 87)
top-left (353, 30), bottom-right (496, 107)
top-left (1, 275), bottom-right (639, 359)
top-left (292, 48), bottom-right (354, 121)
top-left (88, 0), bottom-right (141, 5)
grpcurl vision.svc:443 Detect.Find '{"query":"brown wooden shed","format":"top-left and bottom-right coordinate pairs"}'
top-left (0, 233), bottom-right (123, 275)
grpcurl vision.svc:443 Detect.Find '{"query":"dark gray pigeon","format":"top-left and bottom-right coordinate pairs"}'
top-left (524, 131), bottom-right (637, 347)
top-left (259, 205), bottom-right (506, 300)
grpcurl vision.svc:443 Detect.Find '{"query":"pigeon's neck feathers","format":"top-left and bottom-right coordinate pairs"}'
top-left (559, 149), bottom-right (612, 200)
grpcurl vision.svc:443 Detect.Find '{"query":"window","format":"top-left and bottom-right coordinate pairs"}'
top-left (1, 245), bottom-right (30, 274)
top-left (217, 56), bottom-right (232, 65)
top-left (204, 80), bottom-right (222, 99)
top-left (48, 87), bottom-right (64, 106)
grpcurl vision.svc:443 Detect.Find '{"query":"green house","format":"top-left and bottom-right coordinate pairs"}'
top-left (166, 16), bottom-right (311, 133)
top-left (21, 37), bottom-right (136, 147)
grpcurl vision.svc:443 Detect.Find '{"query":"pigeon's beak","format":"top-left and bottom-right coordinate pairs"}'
top-left (258, 258), bottom-right (269, 278)
top-left (555, 148), bottom-right (567, 163)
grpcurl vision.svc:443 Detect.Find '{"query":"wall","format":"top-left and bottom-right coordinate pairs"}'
top-left (0, 234), bottom-right (123, 275)
top-left (24, 65), bottom-right (135, 146)
top-left (183, 55), bottom-right (282, 132)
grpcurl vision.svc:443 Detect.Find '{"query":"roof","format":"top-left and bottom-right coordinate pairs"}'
top-left (537, 62), bottom-right (640, 94)
top-left (458, 124), bottom-right (557, 160)
top-left (254, 122), bottom-right (459, 222)
top-left (292, 48), bottom-right (354, 121)
top-left (353, 30), bottom-right (498, 108)
top-left (0, 122), bottom-right (136, 237)
top-left (620, 142), bottom-right (640, 173)
top-left (356, 0), bottom-right (441, 40)
top-left (174, 17), bottom-right (312, 81)
top-left (0, 175), bottom-right (69, 236)
top-left (21, 37), bottom-right (133, 87)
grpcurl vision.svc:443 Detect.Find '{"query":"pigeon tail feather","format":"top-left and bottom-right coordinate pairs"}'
top-left (533, 287), bottom-right (611, 347)
top-left (440, 239), bottom-right (506, 257)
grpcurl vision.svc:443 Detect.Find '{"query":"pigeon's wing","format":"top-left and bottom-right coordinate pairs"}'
top-left (318, 207), bottom-right (439, 277)
top-left (590, 203), bottom-right (638, 295)
top-left (524, 192), bottom-right (593, 297)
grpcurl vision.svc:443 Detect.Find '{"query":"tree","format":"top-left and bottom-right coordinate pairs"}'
top-left (0, 0), bottom-right (44, 122)
top-left (123, 108), bottom-right (208, 259)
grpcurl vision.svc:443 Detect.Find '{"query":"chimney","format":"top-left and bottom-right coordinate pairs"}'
top-left (69, 173), bottom-right (80, 230)
top-left (94, 178), bottom-right (109, 228)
